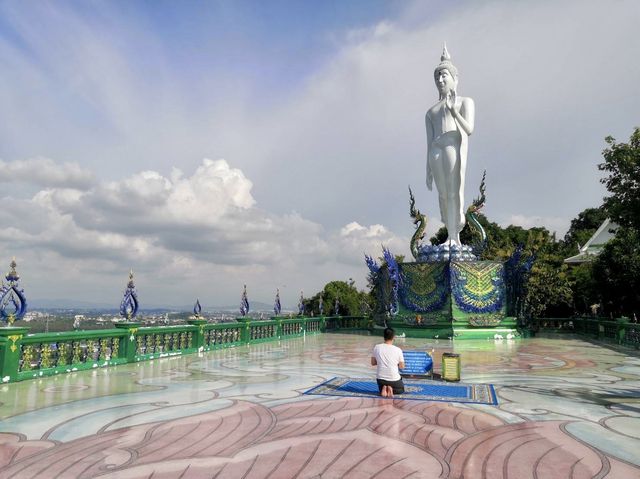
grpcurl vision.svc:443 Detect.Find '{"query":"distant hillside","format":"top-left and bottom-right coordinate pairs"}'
top-left (212, 301), bottom-right (277, 312)
top-left (29, 298), bottom-right (116, 310)
top-left (28, 298), bottom-right (281, 312)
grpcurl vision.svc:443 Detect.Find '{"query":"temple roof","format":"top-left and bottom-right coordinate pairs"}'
top-left (564, 218), bottom-right (618, 264)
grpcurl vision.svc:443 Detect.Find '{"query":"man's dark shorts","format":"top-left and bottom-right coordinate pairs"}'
top-left (376, 378), bottom-right (404, 394)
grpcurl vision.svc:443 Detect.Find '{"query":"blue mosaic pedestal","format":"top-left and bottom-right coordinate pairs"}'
top-left (386, 260), bottom-right (518, 339)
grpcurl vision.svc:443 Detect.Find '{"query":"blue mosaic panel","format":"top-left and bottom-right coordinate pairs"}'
top-left (399, 262), bottom-right (449, 313)
top-left (451, 261), bottom-right (505, 314)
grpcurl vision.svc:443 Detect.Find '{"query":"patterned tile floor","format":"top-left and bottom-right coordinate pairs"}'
top-left (1, 333), bottom-right (640, 478)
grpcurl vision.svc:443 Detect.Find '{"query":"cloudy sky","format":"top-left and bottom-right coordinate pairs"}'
top-left (0, 0), bottom-right (638, 309)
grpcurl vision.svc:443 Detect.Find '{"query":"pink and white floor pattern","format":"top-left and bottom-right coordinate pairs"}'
top-left (1, 334), bottom-right (639, 478)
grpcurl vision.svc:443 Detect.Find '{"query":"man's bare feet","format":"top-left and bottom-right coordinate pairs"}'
top-left (381, 385), bottom-right (393, 398)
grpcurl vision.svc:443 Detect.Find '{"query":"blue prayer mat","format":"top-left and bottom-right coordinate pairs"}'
top-left (304, 377), bottom-right (498, 405)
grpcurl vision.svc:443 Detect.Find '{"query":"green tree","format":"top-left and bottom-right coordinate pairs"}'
top-left (430, 215), bottom-right (548, 261)
top-left (592, 228), bottom-right (640, 316)
top-left (593, 128), bottom-right (640, 316)
top-left (524, 262), bottom-right (573, 318)
top-left (599, 128), bottom-right (640, 231)
top-left (562, 207), bottom-right (607, 253)
top-left (559, 207), bottom-right (608, 316)
top-left (568, 262), bottom-right (600, 315)
top-left (515, 227), bottom-right (573, 318)
top-left (305, 280), bottom-right (372, 316)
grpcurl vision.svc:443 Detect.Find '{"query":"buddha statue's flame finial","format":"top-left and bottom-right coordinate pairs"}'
top-left (435, 41), bottom-right (458, 78)
top-left (441, 42), bottom-right (450, 61)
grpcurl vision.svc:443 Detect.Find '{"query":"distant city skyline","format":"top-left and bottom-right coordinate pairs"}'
top-left (1, 0), bottom-right (639, 306)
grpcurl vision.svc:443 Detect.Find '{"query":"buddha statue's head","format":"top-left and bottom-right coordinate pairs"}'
top-left (434, 43), bottom-right (458, 100)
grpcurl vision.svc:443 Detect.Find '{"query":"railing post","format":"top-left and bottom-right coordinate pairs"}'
top-left (115, 322), bottom-right (140, 362)
top-left (276, 318), bottom-right (283, 338)
top-left (0, 327), bottom-right (30, 383)
top-left (238, 319), bottom-right (251, 344)
top-left (187, 319), bottom-right (207, 349)
top-left (320, 316), bottom-right (326, 332)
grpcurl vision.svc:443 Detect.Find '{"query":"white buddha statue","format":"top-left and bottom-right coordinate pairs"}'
top-left (425, 44), bottom-right (475, 247)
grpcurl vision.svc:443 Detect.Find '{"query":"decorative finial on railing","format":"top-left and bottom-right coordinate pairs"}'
top-left (1, 258), bottom-right (27, 326)
top-left (6, 257), bottom-right (19, 282)
top-left (119, 270), bottom-right (139, 321)
top-left (273, 288), bottom-right (281, 316)
top-left (298, 291), bottom-right (305, 315)
top-left (193, 298), bottom-right (202, 318)
top-left (240, 284), bottom-right (249, 317)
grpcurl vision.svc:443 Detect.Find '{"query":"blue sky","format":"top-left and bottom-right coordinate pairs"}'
top-left (85, 1), bottom-right (398, 96)
top-left (0, 0), bottom-right (639, 308)
top-left (0, 1), bottom-right (400, 140)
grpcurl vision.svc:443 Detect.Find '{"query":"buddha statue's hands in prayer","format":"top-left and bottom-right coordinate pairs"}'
top-left (445, 90), bottom-right (457, 113)
top-left (443, 88), bottom-right (474, 138)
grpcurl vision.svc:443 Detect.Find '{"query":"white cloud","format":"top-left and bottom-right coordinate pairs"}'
top-left (0, 158), bottom-right (403, 305)
top-left (0, 157), bottom-right (94, 189)
top-left (69, 159), bottom-right (255, 232)
top-left (340, 222), bottom-right (387, 238)
top-left (336, 221), bottom-right (408, 264)
top-left (33, 159), bottom-right (327, 266)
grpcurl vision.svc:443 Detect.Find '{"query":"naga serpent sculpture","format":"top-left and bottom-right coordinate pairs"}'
top-left (409, 170), bottom-right (487, 261)
top-left (409, 186), bottom-right (427, 260)
top-left (466, 170), bottom-right (487, 254)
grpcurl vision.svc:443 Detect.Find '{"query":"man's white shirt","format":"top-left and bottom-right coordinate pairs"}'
top-left (372, 343), bottom-right (404, 381)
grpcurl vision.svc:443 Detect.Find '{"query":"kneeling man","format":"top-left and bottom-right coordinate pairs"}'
top-left (371, 328), bottom-right (405, 397)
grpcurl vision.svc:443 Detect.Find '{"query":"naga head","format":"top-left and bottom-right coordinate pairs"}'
top-left (468, 170), bottom-right (486, 214)
top-left (409, 186), bottom-right (421, 224)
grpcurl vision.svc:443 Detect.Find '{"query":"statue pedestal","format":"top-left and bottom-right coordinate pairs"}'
top-left (386, 260), bottom-right (518, 339)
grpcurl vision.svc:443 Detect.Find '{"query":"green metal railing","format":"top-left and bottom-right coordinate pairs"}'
top-left (324, 315), bottom-right (371, 330)
top-left (0, 316), bottom-right (339, 383)
top-left (534, 317), bottom-right (640, 349)
top-left (17, 329), bottom-right (128, 381)
top-left (10, 313), bottom-right (637, 383)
